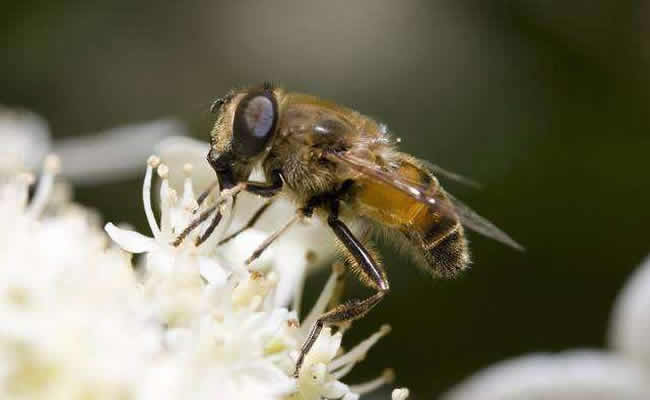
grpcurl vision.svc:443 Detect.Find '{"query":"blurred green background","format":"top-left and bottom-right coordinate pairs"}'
top-left (2, 0), bottom-right (649, 397)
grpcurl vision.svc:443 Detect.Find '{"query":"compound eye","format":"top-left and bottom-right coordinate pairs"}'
top-left (232, 92), bottom-right (278, 157)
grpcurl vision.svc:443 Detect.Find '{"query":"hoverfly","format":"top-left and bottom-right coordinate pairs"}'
top-left (175, 82), bottom-right (522, 376)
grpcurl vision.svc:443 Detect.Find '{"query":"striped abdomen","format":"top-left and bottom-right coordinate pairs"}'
top-left (356, 158), bottom-right (470, 277)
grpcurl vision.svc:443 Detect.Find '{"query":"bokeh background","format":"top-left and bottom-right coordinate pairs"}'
top-left (2, 0), bottom-right (649, 397)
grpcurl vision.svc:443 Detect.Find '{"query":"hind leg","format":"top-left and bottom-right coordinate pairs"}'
top-left (293, 199), bottom-right (389, 377)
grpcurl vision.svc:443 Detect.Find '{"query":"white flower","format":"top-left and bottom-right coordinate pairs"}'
top-left (105, 156), bottom-right (400, 399)
top-left (0, 155), bottom-right (157, 399)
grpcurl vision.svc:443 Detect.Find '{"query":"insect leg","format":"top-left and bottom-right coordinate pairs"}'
top-left (171, 205), bottom-right (219, 247)
top-left (328, 207), bottom-right (389, 292)
top-left (294, 292), bottom-right (385, 377)
top-left (173, 188), bottom-right (244, 246)
top-left (195, 180), bottom-right (219, 209)
top-left (244, 210), bottom-right (302, 265)
top-left (195, 208), bottom-right (224, 247)
top-left (177, 170), bottom-right (282, 248)
top-left (294, 203), bottom-right (389, 377)
top-left (325, 224), bottom-right (370, 310)
top-left (218, 199), bottom-right (273, 246)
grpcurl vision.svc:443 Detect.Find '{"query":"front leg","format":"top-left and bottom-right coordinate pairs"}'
top-left (218, 199), bottom-right (273, 245)
top-left (172, 170), bottom-right (283, 247)
top-left (293, 200), bottom-right (389, 377)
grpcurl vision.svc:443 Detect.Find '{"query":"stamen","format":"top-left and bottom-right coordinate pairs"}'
top-left (157, 163), bottom-right (169, 179)
top-left (158, 163), bottom-right (174, 237)
top-left (329, 354), bottom-right (356, 380)
top-left (143, 155), bottom-right (161, 238)
top-left (181, 163), bottom-right (196, 209)
top-left (26, 154), bottom-right (60, 218)
top-left (183, 163), bottom-right (193, 175)
top-left (329, 324), bottom-right (391, 373)
top-left (348, 368), bottom-right (394, 395)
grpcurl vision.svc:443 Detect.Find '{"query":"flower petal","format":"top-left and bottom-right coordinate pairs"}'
top-left (105, 222), bottom-right (156, 253)
top-left (0, 107), bottom-right (51, 174)
top-left (441, 351), bottom-right (650, 400)
top-left (198, 257), bottom-right (228, 286)
top-left (156, 136), bottom-right (213, 191)
top-left (609, 254), bottom-right (650, 369)
top-left (55, 119), bottom-right (187, 184)
top-left (271, 242), bottom-right (308, 308)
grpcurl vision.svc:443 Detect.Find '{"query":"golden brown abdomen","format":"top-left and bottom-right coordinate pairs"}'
top-left (356, 159), bottom-right (470, 277)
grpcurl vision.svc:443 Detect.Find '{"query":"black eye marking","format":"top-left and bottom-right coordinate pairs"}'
top-left (232, 91), bottom-right (278, 157)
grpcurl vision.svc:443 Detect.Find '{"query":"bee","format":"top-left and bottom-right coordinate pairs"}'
top-left (180, 82), bottom-right (522, 376)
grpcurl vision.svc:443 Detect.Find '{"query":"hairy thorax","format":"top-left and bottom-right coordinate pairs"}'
top-left (262, 138), bottom-right (344, 205)
top-left (262, 96), bottom-right (398, 211)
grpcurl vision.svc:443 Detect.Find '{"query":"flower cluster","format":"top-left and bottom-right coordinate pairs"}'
top-left (106, 156), bottom-right (402, 399)
top-left (0, 155), bottom-right (152, 399)
top-left (0, 138), bottom-right (407, 399)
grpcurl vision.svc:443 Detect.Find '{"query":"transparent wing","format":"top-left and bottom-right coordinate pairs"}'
top-left (328, 151), bottom-right (523, 250)
top-left (419, 159), bottom-right (482, 189)
top-left (445, 191), bottom-right (524, 251)
top-left (326, 151), bottom-right (438, 206)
